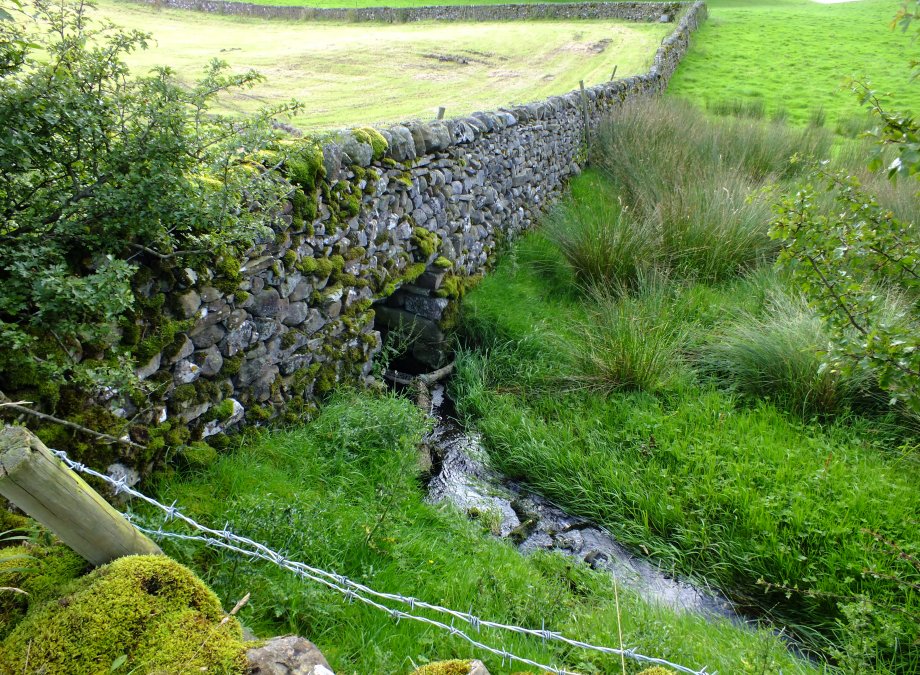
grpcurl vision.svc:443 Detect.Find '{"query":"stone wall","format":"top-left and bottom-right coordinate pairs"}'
top-left (97, 1), bottom-right (706, 473)
top-left (137, 0), bottom-right (683, 24)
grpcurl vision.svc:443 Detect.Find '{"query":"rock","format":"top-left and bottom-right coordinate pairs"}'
top-left (199, 286), bottom-right (222, 303)
top-left (403, 294), bottom-right (450, 321)
top-left (173, 359), bottom-right (201, 385)
top-left (176, 290), bottom-right (201, 319)
top-left (165, 334), bottom-right (195, 365)
top-left (194, 345), bottom-right (224, 377)
top-left (252, 288), bottom-right (282, 317)
top-left (283, 301), bottom-right (310, 327)
top-left (246, 635), bottom-right (333, 675)
top-left (135, 352), bottom-right (162, 381)
top-left (190, 324), bottom-right (225, 350)
top-left (342, 134), bottom-right (373, 167)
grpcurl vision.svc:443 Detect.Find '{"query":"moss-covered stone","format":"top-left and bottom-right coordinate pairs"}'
top-left (411, 227), bottom-right (440, 259)
top-left (411, 660), bottom-right (474, 675)
top-left (433, 256), bottom-right (453, 269)
top-left (0, 555), bottom-right (247, 674)
top-left (353, 127), bottom-right (388, 161)
top-left (179, 441), bottom-right (219, 468)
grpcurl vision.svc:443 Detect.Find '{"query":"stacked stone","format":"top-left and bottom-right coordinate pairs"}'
top-left (134, 0), bottom-right (686, 25)
top-left (120, 1), bottom-right (706, 447)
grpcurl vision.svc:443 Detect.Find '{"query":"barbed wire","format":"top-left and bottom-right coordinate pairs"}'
top-left (52, 448), bottom-right (713, 675)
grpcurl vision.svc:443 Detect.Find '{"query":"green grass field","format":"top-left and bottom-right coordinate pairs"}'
top-left (222, 0), bottom-right (579, 6)
top-left (97, 0), bottom-right (669, 129)
top-left (147, 392), bottom-right (814, 674)
top-left (669, 0), bottom-right (920, 128)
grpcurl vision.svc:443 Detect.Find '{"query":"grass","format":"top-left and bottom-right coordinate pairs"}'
top-left (221, 0), bottom-right (599, 6)
top-left (451, 101), bottom-right (920, 672)
top-left (668, 0), bottom-right (920, 129)
top-left (145, 391), bottom-right (814, 675)
top-left (92, 0), bottom-right (670, 129)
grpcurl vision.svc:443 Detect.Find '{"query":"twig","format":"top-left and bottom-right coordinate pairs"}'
top-left (0, 396), bottom-right (145, 450)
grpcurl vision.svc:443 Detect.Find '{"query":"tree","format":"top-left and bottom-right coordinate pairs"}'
top-left (0, 0), bottom-right (299, 396)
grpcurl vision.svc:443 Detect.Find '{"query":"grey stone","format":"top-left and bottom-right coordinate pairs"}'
top-left (246, 636), bottom-right (333, 675)
top-left (252, 288), bottom-right (282, 317)
top-left (135, 352), bottom-right (162, 381)
top-left (173, 359), bottom-right (201, 385)
top-left (164, 334), bottom-right (194, 365)
top-left (403, 294), bottom-right (450, 321)
top-left (191, 324), bottom-right (225, 350)
top-left (341, 134), bottom-right (373, 167)
top-left (199, 286), bottom-right (222, 303)
top-left (176, 290), bottom-right (201, 319)
top-left (283, 301), bottom-right (310, 327)
top-left (194, 345), bottom-right (224, 377)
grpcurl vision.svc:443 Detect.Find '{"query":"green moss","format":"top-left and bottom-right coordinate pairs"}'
top-left (433, 256), bottom-right (452, 269)
top-left (179, 441), bottom-right (218, 468)
top-left (278, 139), bottom-right (326, 190)
top-left (247, 405), bottom-right (274, 422)
top-left (171, 383), bottom-right (196, 405)
top-left (411, 661), bottom-right (473, 675)
top-left (234, 290), bottom-right (250, 304)
top-left (0, 537), bottom-right (86, 640)
top-left (345, 246), bottom-right (366, 261)
top-left (296, 256), bottom-right (335, 279)
top-left (281, 330), bottom-right (300, 349)
top-left (211, 398), bottom-right (236, 421)
top-left (283, 250), bottom-right (298, 269)
top-left (411, 227), bottom-right (440, 259)
top-left (0, 555), bottom-right (246, 674)
top-left (221, 354), bottom-right (243, 377)
top-left (396, 171), bottom-right (413, 188)
top-left (353, 127), bottom-right (388, 161)
top-left (134, 318), bottom-right (193, 363)
top-left (213, 249), bottom-right (244, 295)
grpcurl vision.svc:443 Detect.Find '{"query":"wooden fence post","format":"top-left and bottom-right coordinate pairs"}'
top-left (0, 425), bottom-right (162, 566)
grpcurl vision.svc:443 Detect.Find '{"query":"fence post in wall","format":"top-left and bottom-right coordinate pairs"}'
top-left (610, 65), bottom-right (618, 81)
top-left (437, 106), bottom-right (446, 120)
top-left (579, 80), bottom-right (591, 145)
top-left (0, 425), bottom-right (163, 566)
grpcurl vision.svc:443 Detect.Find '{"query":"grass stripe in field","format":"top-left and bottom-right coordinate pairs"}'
top-left (97, 0), bottom-right (671, 129)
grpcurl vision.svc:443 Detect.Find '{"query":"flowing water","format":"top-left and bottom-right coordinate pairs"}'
top-left (423, 383), bottom-right (740, 621)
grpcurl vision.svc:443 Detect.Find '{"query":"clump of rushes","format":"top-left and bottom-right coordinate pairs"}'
top-left (697, 288), bottom-right (877, 418)
top-left (560, 275), bottom-right (689, 394)
top-left (542, 176), bottom-right (656, 291)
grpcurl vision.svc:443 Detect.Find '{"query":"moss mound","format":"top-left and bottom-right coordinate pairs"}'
top-left (412, 660), bottom-right (474, 675)
top-left (0, 554), bottom-right (247, 674)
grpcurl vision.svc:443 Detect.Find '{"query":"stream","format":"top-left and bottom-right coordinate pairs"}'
top-left (422, 382), bottom-right (741, 622)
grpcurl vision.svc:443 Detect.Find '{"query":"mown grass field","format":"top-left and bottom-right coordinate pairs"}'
top-left (97, 0), bottom-right (670, 129)
top-left (669, 0), bottom-right (920, 128)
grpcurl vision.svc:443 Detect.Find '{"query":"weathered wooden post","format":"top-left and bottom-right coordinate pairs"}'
top-left (579, 80), bottom-right (591, 144)
top-left (437, 106), bottom-right (446, 120)
top-left (610, 65), bottom-right (618, 81)
top-left (0, 425), bottom-right (162, 566)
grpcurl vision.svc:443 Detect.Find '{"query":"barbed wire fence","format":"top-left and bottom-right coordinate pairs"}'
top-left (52, 448), bottom-right (714, 675)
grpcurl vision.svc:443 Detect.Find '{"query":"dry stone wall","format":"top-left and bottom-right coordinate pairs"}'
top-left (105, 1), bottom-right (706, 474)
top-left (137, 0), bottom-right (683, 24)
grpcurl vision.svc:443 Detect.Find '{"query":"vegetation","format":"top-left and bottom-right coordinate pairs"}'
top-left (145, 391), bottom-right (812, 674)
top-left (88, 0), bottom-right (671, 129)
top-left (0, 0), bottom-right (292, 396)
top-left (452, 100), bottom-right (920, 673)
top-left (668, 0), bottom-right (920, 130)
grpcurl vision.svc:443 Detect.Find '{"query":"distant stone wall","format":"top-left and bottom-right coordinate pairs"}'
top-left (84, 2), bottom-right (705, 476)
top-left (137, 0), bottom-right (683, 24)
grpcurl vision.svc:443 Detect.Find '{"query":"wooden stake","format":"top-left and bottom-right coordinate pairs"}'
top-left (579, 80), bottom-right (591, 144)
top-left (437, 106), bottom-right (446, 120)
top-left (610, 65), bottom-right (618, 81)
top-left (0, 426), bottom-right (162, 566)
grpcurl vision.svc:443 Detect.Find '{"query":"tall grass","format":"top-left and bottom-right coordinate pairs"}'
top-left (698, 288), bottom-right (876, 417)
top-left (542, 187), bottom-right (656, 291)
top-left (559, 277), bottom-right (689, 393)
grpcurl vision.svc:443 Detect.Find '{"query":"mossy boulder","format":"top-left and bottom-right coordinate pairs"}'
top-left (0, 555), bottom-right (247, 674)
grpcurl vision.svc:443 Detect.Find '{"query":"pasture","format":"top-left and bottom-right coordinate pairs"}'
top-left (97, 0), bottom-right (671, 129)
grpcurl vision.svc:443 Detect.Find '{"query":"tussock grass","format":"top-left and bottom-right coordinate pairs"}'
top-left (697, 288), bottom-right (876, 417)
top-left (559, 277), bottom-right (688, 394)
